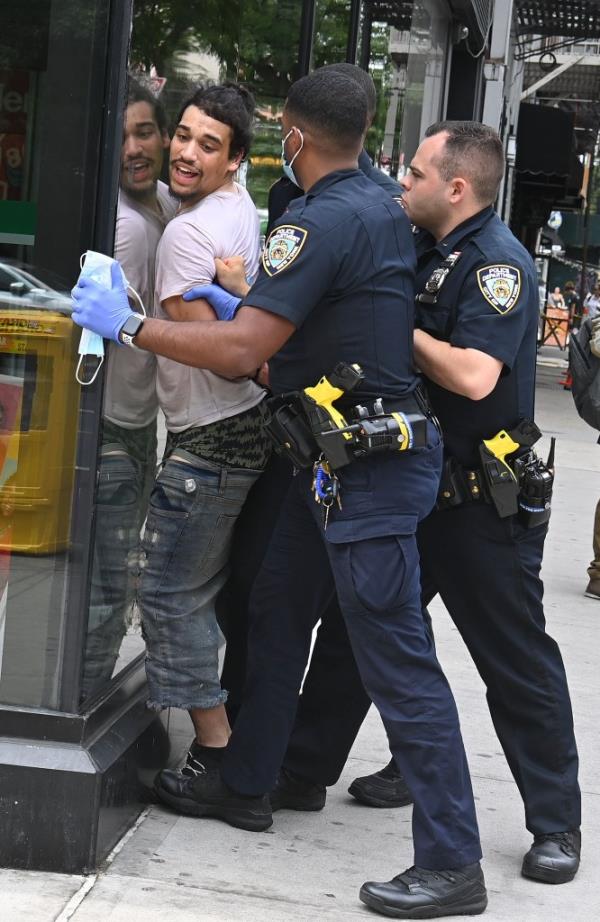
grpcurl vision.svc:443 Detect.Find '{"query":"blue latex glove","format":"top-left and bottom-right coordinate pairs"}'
top-left (182, 283), bottom-right (241, 321)
top-left (71, 262), bottom-right (133, 343)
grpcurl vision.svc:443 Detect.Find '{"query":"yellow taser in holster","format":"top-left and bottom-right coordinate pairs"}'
top-left (478, 420), bottom-right (542, 519)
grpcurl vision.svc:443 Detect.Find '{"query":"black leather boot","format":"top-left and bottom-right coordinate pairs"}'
top-left (270, 767), bottom-right (326, 812)
top-left (154, 767), bottom-right (272, 832)
top-left (360, 862), bottom-right (487, 918)
top-left (348, 758), bottom-right (413, 808)
top-left (521, 830), bottom-right (581, 884)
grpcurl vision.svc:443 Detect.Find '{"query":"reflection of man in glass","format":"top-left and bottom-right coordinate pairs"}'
top-left (82, 81), bottom-right (175, 700)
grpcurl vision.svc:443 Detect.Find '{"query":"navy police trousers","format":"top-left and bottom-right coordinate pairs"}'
top-left (282, 501), bottom-right (581, 837)
top-left (220, 439), bottom-right (483, 869)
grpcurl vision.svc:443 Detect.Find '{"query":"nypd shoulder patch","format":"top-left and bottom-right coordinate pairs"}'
top-left (476, 265), bottom-right (521, 314)
top-left (263, 225), bottom-right (308, 277)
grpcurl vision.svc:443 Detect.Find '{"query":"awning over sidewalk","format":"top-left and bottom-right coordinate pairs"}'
top-left (517, 1), bottom-right (600, 38)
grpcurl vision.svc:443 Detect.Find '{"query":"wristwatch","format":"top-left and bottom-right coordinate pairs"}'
top-left (118, 312), bottom-right (145, 347)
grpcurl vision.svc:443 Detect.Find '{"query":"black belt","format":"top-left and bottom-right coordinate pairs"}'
top-left (340, 385), bottom-right (437, 422)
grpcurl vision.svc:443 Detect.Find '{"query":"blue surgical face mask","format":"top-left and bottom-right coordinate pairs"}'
top-left (75, 251), bottom-right (144, 386)
top-left (281, 127), bottom-right (304, 187)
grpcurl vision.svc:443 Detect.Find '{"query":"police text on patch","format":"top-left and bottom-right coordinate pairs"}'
top-left (476, 265), bottom-right (521, 315)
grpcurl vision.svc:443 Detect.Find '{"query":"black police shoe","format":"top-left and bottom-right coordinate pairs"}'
top-left (359, 863), bottom-right (487, 919)
top-left (521, 830), bottom-right (581, 884)
top-left (348, 759), bottom-right (413, 808)
top-left (269, 767), bottom-right (326, 812)
top-left (154, 767), bottom-right (272, 832)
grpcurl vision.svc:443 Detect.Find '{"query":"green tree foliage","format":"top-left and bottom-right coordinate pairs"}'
top-left (130, 0), bottom-right (304, 96)
top-left (130, 1), bottom-right (240, 76)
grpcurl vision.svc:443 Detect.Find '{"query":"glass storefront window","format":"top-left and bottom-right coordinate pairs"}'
top-left (0, 0), bottom-right (112, 708)
top-left (80, 0), bottom-right (320, 705)
top-left (398, 0), bottom-right (450, 173)
top-left (364, 0), bottom-right (450, 177)
top-left (239, 0), bottom-right (304, 218)
top-left (313, 1), bottom-right (353, 68)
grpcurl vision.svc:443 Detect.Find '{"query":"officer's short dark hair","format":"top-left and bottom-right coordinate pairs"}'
top-left (425, 121), bottom-right (505, 205)
top-left (318, 63), bottom-right (377, 124)
top-left (127, 77), bottom-right (168, 137)
top-left (286, 71), bottom-right (367, 149)
top-left (177, 83), bottom-right (255, 160)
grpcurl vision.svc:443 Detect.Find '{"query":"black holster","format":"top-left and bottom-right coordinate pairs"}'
top-left (436, 457), bottom-right (489, 511)
top-left (258, 395), bottom-right (318, 469)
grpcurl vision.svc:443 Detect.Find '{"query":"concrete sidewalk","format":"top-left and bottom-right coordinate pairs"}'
top-left (1, 360), bottom-right (599, 922)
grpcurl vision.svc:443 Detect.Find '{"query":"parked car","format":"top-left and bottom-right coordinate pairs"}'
top-left (0, 261), bottom-right (72, 314)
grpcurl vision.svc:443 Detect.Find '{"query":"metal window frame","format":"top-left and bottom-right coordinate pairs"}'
top-left (58, 0), bottom-right (135, 714)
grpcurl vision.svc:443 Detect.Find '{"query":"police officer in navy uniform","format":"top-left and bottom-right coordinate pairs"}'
top-left (348, 122), bottom-right (581, 892)
top-left (215, 63), bottom-right (412, 812)
top-left (264, 62), bottom-right (403, 236)
top-left (72, 72), bottom-right (488, 919)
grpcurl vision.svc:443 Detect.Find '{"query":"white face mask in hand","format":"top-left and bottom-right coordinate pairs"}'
top-left (75, 251), bottom-right (144, 385)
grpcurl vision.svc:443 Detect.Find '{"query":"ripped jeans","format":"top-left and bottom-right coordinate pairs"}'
top-left (139, 450), bottom-right (261, 710)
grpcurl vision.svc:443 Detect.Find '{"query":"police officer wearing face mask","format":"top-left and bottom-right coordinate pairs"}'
top-left (72, 72), bottom-right (488, 920)
top-left (213, 65), bottom-right (411, 809)
top-left (267, 62), bottom-right (403, 232)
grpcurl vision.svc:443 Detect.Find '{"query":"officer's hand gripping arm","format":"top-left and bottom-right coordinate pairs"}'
top-left (182, 283), bottom-right (242, 321)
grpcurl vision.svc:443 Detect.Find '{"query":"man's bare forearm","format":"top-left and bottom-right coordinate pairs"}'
top-left (134, 317), bottom-right (257, 376)
top-left (414, 329), bottom-right (502, 401)
top-left (133, 305), bottom-right (296, 378)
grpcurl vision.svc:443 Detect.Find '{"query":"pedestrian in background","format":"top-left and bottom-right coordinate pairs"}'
top-left (564, 281), bottom-right (582, 329)
top-left (584, 283), bottom-right (600, 320)
top-left (548, 285), bottom-right (566, 310)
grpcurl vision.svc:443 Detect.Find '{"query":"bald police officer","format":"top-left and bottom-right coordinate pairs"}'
top-left (72, 73), bottom-right (487, 920)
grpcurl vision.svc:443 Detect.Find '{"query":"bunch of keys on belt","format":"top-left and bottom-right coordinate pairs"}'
top-left (312, 457), bottom-right (342, 529)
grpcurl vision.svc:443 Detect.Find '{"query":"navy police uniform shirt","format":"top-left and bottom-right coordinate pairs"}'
top-left (243, 168), bottom-right (418, 401)
top-left (357, 149), bottom-right (404, 201)
top-left (414, 206), bottom-right (539, 467)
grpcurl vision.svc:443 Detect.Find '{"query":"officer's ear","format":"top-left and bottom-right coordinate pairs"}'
top-left (448, 177), bottom-right (468, 204)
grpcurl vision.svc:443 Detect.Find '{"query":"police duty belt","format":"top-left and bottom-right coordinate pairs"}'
top-left (259, 363), bottom-right (435, 470)
top-left (437, 419), bottom-right (555, 529)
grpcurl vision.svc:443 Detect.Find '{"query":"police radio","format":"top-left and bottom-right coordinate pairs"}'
top-left (478, 420), bottom-right (555, 527)
top-left (514, 438), bottom-right (555, 529)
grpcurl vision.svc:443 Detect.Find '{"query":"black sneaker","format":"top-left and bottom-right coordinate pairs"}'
top-left (349, 759), bottom-right (413, 808)
top-left (521, 830), bottom-right (581, 884)
top-left (154, 767), bottom-right (272, 832)
top-left (359, 862), bottom-right (487, 918)
top-left (270, 768), bottom-right (326, 812)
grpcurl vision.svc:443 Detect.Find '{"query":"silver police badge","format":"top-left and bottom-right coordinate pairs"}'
top-left (477, 265), bottom-right (521, 314)
top-left (263, 225), bottom-right (308, 276)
